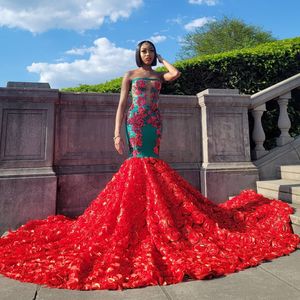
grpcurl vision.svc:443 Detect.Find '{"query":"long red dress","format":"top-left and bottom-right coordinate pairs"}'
top-left (0, 78), bottom-right (299, 290)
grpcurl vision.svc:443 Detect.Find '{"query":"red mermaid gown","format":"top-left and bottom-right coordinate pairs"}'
top-left (0, 77), bottom-right (299, 290)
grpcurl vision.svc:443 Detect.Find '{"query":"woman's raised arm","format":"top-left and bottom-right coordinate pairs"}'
top-left (157, 54), bottom-right (181, 82)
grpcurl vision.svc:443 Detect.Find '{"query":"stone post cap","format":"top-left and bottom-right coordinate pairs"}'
top-left (197, 88), bottom-right (240, 98)
top-left (6, 82), bottom-right (51, 89)
top-left (197, 88), bottom-right (250, 107)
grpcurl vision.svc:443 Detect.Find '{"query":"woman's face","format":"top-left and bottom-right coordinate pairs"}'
top-left (140, 42), bottom-right (155, 66)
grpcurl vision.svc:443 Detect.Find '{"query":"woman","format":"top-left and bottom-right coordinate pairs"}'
top-left (0, 41), bottom-right (299, 291)
top-left (114, 40), bottom-right (180, 157)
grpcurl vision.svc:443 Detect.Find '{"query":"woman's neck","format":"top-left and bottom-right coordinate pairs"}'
top-left (140, 66), bottom-right (152, 72)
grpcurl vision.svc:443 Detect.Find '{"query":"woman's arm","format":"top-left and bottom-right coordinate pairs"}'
top-left (114, 72), bottom-right (130, 155)
top-left (157, 54), bottom-right (181, 82)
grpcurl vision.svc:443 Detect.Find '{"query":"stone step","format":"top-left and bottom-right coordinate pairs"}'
top-left (256, 179), bottom-right (300, 204)
top-left (289, 203), bottom-right (300, 226)
top-left (292, 223), bottom-right (300, 235)
top-left (281, 165), bottom-right (300, 180)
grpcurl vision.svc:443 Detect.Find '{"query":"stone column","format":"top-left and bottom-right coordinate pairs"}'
top-left (251, 104), bottom-right (268, 159)
top-left (0, 82), bottom-right (58, 233)
top-left (277, 92), bottom-right (293, 146)
top-left (198, 89), bottom-right (259, 203)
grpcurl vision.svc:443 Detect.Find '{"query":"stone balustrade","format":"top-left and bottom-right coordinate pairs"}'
top-left (250, 73), bottom-right (300, 159)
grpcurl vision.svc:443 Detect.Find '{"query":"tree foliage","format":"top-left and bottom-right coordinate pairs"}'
top-left (178, 17), bottom-right (276, 59)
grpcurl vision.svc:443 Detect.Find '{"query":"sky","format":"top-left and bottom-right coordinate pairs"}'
top-left (0, 0), bottom-right (299, 89)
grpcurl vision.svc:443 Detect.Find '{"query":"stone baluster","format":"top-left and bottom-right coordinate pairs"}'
top-left (251, 104), bottom-right (268, 159)
top-left (277, 92), bottom-right (293, 146)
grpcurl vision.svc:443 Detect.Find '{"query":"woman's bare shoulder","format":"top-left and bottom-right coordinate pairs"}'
top-left (124, 69), bottom-right (140, 80)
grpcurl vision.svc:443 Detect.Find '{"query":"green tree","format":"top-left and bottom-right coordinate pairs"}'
top-left (178, 17), bottom-right (276, 59)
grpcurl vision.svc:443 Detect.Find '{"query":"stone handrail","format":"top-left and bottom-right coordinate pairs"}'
top-left (250, 73), bottom-right (300, 109)
top-left (249, 73), bottom-right (300, 159)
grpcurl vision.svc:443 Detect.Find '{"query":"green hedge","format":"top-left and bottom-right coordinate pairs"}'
top-left (63, 37), bottom-right (300, 95)
top-left (162, 37), bottom-right (300, 95)
top-left (63, 77), bottom-right (122, 93)
top-left (62, 37), bottom-right (300, 150)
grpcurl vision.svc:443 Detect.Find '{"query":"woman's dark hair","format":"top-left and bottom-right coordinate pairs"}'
top-left (135, 40), bottom-right (157, 67)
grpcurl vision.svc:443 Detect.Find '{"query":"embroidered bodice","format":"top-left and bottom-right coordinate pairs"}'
top-left (126, 78), bottom-right (162, 158)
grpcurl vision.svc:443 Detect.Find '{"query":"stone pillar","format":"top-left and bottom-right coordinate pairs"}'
top-left (0, 82), bottom-right (58, 233)
top-left (198, 89), bottom-right (259, 203)
top-left (251, 104), bottom-right (268, 159)
top-left (277, 92), bottom-right (293, 146)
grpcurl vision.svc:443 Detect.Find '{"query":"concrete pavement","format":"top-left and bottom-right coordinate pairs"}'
top-left (1, 225), bottom-right (300, 300)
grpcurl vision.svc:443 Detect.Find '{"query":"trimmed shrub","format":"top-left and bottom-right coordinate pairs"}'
top-left (63, 77), bottom-right (122, 93)
top-left (62, 37), bottom-right (300, 151)
top-left (62, 37), bottom-right (300, 96)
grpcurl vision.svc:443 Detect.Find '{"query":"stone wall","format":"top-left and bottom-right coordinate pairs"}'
top-left (0, 84), bottom-right (201, 231)
top-left (0, 83), bottom-right (260, 233)
top-left (0, 85), bottom-right (58, 232)
top-left (55, 92), bottom-right (201, 216)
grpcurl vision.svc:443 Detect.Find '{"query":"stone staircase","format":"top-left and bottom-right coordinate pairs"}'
top-left (256, 165), bottom-right (300, 230)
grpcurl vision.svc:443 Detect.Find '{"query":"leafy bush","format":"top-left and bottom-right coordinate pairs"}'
top-left (63, 37), bottom-right (300, 96)
top-left (161, 37), bottom-right (300, 95)
top-left (63, 77), bottom-right (122, 93)
top-left (62, 37), bottom-right (300, 150)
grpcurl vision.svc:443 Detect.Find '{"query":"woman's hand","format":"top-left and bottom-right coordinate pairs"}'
top-left (157, 54), bottom-right (181, 81)
top-left (157, 54), bottom-right (164, 63)
top-left (114, 136), bottom-right (125, 155)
